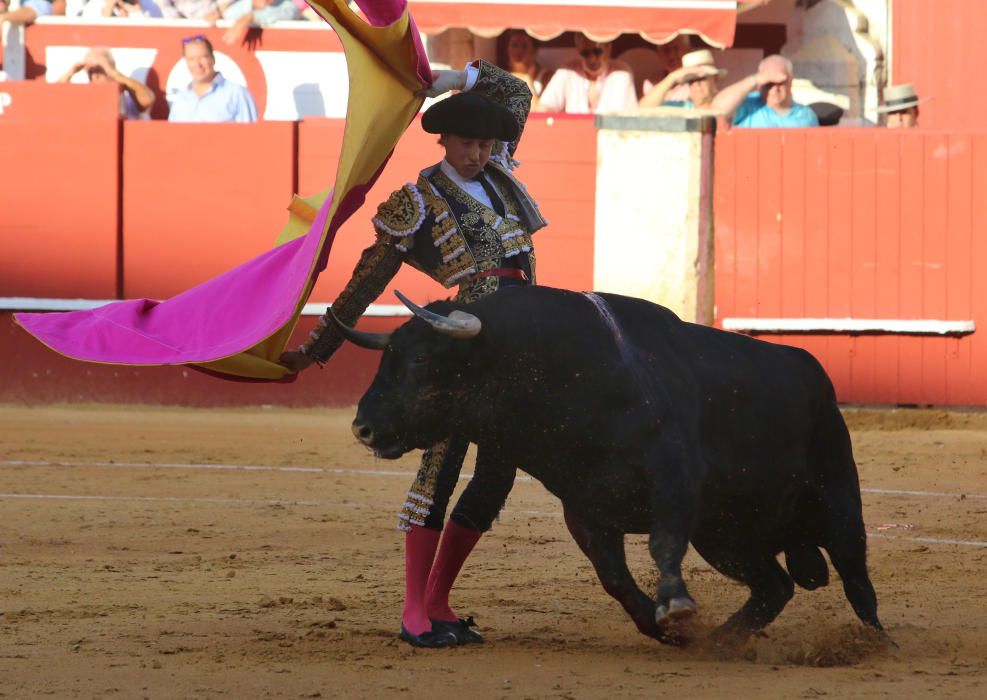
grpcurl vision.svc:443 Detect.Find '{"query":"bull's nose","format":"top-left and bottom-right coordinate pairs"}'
top-left (352, 419), bottom-right (373, 445)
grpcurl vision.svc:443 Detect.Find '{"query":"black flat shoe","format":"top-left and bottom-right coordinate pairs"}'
top-left (399, 624), bottom-right (457, 648)
top-left (430, 616), bottom-right (484, 644)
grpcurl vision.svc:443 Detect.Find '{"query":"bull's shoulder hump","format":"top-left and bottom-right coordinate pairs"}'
top-left (373, 183), bottom-right (426, 238)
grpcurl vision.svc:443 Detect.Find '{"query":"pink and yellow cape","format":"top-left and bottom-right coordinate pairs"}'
top-left (15, 0), bottom-right (431, 381)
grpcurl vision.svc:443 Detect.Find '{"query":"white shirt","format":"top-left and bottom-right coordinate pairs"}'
top-left (538, 59), bottom-right (638, 114)
top-left (439, 159), bottom-right (495, 210)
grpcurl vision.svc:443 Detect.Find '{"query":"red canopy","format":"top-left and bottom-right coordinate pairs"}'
top-left (408, 0), bottom-right (739, 48)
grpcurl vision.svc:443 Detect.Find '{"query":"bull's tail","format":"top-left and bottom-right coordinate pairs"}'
top-left (784, 541), bottom-right (829, 590)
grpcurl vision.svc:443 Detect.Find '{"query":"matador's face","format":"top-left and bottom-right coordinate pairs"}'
top-left (440, 134), bottom-right (495, 180)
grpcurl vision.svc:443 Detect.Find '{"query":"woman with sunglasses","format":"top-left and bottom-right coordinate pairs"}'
top-left (537, 33), bottom-right (637, 114)
top-left (504, 30), bottom-right (551, 108)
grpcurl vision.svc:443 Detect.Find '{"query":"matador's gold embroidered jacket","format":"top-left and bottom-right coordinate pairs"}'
top-left (303, 60), bottom-right (547, 363)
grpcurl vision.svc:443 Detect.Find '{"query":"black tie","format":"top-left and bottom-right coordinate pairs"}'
top-left (474, 172), bottom-right (506, 217)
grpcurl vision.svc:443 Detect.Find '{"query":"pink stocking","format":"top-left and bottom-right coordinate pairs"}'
top-left (401, 525), bottom-right (441, 636)
top-left (425, 519), bottom-right (482, 622)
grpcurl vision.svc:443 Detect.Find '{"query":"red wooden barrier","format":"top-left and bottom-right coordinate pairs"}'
top-left (0, 82), bottom-right (120, 298)
top-left (121, 120), bottom-right (297, 299)
top-left (714, 128), bottom-right (987, 406)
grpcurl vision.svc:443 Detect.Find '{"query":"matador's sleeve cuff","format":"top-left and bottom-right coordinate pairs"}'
top-left (463, 63), bottom-right (480, 91)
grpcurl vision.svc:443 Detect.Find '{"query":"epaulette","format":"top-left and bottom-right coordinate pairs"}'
top-left (372, 183), bottom-right (426, 239)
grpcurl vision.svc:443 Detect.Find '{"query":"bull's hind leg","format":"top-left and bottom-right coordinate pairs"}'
top-left (693, 540), bottom-right (795, 641)
top-left (644, 438), bottom-right (699, 628)
top-left (563, 508), bottom-right (676, 643)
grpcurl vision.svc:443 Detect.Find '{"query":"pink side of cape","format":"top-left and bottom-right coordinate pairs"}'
top-left (15, 0), bottom-right (431, 369)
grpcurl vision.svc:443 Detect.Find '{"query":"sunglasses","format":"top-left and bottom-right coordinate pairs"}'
top-left (182, 34), bottom-right (208, 45)
top-left (579, 47), bottom-right (605, 58)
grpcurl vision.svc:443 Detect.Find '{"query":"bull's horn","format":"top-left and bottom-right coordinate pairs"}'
top-left (327, 306), bottom-right (391, 350)
top-left (394, 290), bottom-right (481, 339)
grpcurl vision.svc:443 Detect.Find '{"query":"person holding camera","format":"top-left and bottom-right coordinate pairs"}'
top-left (56, 47), bottom-right (155, 120)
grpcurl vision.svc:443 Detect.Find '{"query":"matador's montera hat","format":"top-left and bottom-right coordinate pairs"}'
top-left (422, 92), bottom-right (519, 142)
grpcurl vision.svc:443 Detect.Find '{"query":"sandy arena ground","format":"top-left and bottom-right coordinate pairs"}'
top-left (1, 404), bottom-right (986, 698)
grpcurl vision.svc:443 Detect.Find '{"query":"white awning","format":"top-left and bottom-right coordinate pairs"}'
top-left (408, 0), bottom-right (740, 47)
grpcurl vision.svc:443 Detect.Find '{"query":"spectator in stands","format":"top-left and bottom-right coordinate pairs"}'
top-left (80, 0), bottom-right (162, 17)
top-left (221, 0), bottom-right (301, 46)
top-left (56, 47), bottom-right (155, 119)
top-left (639, 48), bottom-right (724, 109)
top-left (536, 33), bottom-right (637, 114)
top-left (168, 35), bottom-right (258, 123)
top-left (712, 54), bottom-right (819, 128)
top-left (503, 30), bottom-right (550, 108)
top-left (156, 0), bottom-right (221, 21)
top-left (291, 0), bottom-right (318, 21)
top-left (0, 0), bottom-right (65, 26)
top-left (642, 34), bottom-right (692, 103)
top-left (877, 83), bottom-right (925, 129)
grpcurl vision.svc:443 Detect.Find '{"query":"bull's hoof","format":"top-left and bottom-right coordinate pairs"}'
top-left (656, 596), bottom-right (697, 624)
top-left (655, 597), bottom-right (698, 646)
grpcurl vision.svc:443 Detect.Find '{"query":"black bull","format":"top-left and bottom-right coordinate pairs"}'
top-left (340, 286), bottom-right (884, 643)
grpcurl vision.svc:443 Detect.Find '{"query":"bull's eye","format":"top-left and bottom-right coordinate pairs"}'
top-left (410, 355), bottom-right (427, 368)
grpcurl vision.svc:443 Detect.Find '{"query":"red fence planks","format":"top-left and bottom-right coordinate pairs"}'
top-left (712, 128), bottom-right (738, 318)
top-left (892, 0), bottom-right (987, 131)
top-left (944, 135), bottom-right (974, 404)
top-left (778, 131), bottom-right (806, 319)
top-left (714, 128), bottom-right (987, 406)
top-left (0, 83), bottom-right (121, 299)
top-left (871, 133), bottom-right (902, 403)
top-left (121, 121), bottom-right (297, 300)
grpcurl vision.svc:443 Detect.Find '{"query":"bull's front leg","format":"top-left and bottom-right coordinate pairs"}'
top-left (563, 508), bottom-right (676, 644)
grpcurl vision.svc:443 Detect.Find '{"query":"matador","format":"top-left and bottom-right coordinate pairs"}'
top-left (280, 60), bottom-right (546, 647)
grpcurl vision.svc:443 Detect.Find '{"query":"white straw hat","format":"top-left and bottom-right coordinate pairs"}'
top-left (876, 83), bottom-right (929, 113)
top-left (680, 49), bottom-right (727, 78)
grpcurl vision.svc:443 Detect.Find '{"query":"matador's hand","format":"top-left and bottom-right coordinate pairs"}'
top-left (279, 350), bottom-right (315, 373)
top-left (415, 69), bottom-right (467, 98)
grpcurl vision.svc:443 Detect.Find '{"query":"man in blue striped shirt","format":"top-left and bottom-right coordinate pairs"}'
top-left (168, 36), bottom-right (258, 123)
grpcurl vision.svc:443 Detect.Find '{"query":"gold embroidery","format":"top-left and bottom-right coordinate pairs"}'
top-left (397, 438), bottom-right (454, 530)
top-left (373, 184), bottom-right (424, 238)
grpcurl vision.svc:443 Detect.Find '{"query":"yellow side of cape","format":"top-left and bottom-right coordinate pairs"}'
top-left (194, 0), bottom-right (425, 379)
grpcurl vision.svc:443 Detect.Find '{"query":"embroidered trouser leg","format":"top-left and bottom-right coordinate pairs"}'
top-left (397, 436), bottom-right (469, 532)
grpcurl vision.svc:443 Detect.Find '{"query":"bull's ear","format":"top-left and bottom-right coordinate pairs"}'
top-left (328, 307), bottom-right (391, 350)
top-left (395, 290), bottom-right (481, 339)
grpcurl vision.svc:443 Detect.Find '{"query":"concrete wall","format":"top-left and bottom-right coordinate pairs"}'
top-left (593, 111), bottom-right (713, 324)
